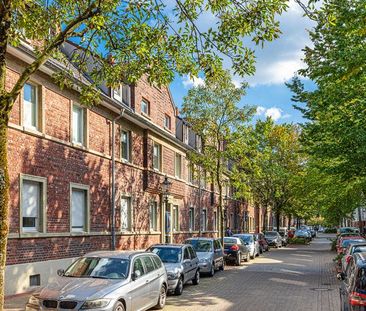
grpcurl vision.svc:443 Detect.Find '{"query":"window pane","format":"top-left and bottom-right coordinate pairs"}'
top-left (23, 83), bottom-right (37, 128)
top-left (141, 99), bottom-right (149, 114)
top-left (72, 105), bottom-right (84, 144)
top-left (133, 258), bottom-right (145, 276)
top-left (153, 144), bottom-right (160, 170)
top-left (175, 154), bottom-right (181, 178)
top-left (121, 197), bottom-right (131, 230)
top-left (143, 256), bottom-right (155, 273)
top-left (72, 189), bottom-right (86, 231)
top-left (113, 87), bottom-right (122, 102)
top-left (150, 202), bottom-right (158, 231)
top-left (121, 131), bottom-right (129, 161)
top-left (122, 85), bottom-right (130, 106)
top-left (22, 180), bottom-right (41, 230)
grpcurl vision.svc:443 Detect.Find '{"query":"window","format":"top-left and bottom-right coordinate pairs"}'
top-left (189, 207), bottom-right (195, 231)
top-left (196, 136), bottom-right (202, 152)
top-left (153, 143), bottom-right (161, 171)
top-left (150, 201), bottom-right (158, 231)
top-left (121, 197), bottom-right (132, 231)
top-left (175, 153), bottom-right (182, 178)
top-left (184, 247), bottom-right (190, 260)
top-left (188, 162), bottom-right (194, 183)
top-left (29, 274), bottom-right (41, 287)
top-left (188, 246), bottom-right (196, 259)
top-left (113, 84), bottom-right (130, 106)
top-left (164, 114), bottom-right (171, 130)
top-left (201, 209), bottom-right (207, 232)
top-left (133, 258), bottom-right (145, 278)
top-left (71, 187), bottom-right (88, 232)
top-left (121, 130), bottom-right (131, 162)
top-left (172, 205), bottom-right (179, 231)
top-left (23, 83), bottom-right (38, 130)
top-left (213, 210), bottom-right (217, 231)
top-left (72, 104), bottom-right (85, 145)
top-left (141, 98), bottom-right (150, 115)
top-left (142, 256), bottom-right (155, 273)
top-left (21, 178), bottom-right (45, 232)
top-left (183, 125), bottom-right (189, 144)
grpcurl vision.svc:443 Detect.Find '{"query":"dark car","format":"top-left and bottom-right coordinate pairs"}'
top-left (338, 252), bottom-right (366, 310)
top-left (223, 237), bottom-right (250, 266)
top-left (342, 243), bottom-right (366, 273)
top-left (264, 231), bottom-right (282, 248)
top-left (254, 233), bottom-right (269, 253)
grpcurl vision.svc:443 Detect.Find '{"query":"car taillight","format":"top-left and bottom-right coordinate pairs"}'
top-left (230, 245), bottom-right (239, 251)
top-left (346, 256), bottom-right (352, 263)
top-left (349, 291), bottom-right (366, 306)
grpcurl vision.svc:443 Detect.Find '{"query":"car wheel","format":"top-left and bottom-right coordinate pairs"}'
top-left (192, 269), bottom-right (200, 285)
top-left (244, 252), bottom-right (250, 262)
top-left (236, 253), bottom-right (241, 266)
top-left (113, 302), bottom-right (125, 311)
top-left (155, 285), bottom-right (167, 310)
top-left (250, 251), bottom-right (255, 260)
top-left (260, 247), bottom-right (263, 254)
top-left (219, 260), bottom-right (225, 271)
top-left (174, 277), bottom-right (184, 295)
top-left (209, 263), bottom-right (215, 277)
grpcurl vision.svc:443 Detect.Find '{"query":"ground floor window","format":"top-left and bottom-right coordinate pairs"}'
top-left (71, 186), bottom-right (89, 232)
top-left (150, 201), bottom-right (158, 231)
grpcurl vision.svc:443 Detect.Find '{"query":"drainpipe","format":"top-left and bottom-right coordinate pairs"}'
top-left (111, 108), bottom-right (125, 250)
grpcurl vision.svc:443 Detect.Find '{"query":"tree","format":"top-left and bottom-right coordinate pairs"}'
top-left (231, 118), bottom-right (302, 232)
top-left (0, 0), bottom-right (289, 304)
top-left (181, 72), bottom-right (254, 244)
top-left (287, 0), bottom-right (366, 225)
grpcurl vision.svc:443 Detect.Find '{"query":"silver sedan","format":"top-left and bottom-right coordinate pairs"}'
top-left (25, 251), bottom-right (168, 311)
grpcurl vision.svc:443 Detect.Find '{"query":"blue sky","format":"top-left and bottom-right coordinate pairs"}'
top-left (169, 0), bottom-right (317, 125)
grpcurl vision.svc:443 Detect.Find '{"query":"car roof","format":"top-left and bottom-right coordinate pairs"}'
top-left (341, 236), bottom-right (364, 241)
top-left (233, 233), bottom-right (252, 236)
top-left (84, 250), bottom-right (146, 259)
top-left (186, 237), bottom-right (216, 241)
top-left (150, 243), bottom-right (187, 248)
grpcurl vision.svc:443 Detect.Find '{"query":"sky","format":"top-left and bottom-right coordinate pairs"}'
top-left (169, 0), bottom-right (317, 125)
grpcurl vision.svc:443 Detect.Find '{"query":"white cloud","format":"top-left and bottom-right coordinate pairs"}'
top-left (256, 106), bottom-right (287, 121)
top-left (182, 75), bottom-right (205, 88)
top-left (265, 107), bottom-right (283, 121)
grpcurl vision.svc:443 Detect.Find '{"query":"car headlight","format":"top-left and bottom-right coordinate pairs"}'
top-left (167, 272), bottom-right (179, 280)
top-left (199, 258), bottom-right (209, 263)
top-left (81, 299), bottom-right (111, 309)
top-left (28, 295), bottom-right (40, 305)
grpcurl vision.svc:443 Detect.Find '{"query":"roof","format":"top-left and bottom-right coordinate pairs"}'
top-left (185, 237), bottom-right (216, 241)
top-left (150, 243), bottom-right (186, 248)
top-left (84, 250), bottom-right (146, 259)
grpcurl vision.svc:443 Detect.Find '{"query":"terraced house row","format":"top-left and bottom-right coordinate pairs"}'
top-left (4, 41), bottom-right (273, 296)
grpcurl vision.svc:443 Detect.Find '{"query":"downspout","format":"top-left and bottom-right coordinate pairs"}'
top-left (111, 108), bottom-right (125, 250)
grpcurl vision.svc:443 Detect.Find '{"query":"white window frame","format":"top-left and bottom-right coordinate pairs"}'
top-left (164, 114), bottom-right (171, 130)
top-left (72, 103), bottom-right (86, 146)
top-left (189, 207), bottom-right (195, 231)
top-left (149, 201), bottom-right (158, 231)
top-left (141, 98), bottom-right (150, 115)
top-left (175, 153), bottom-right (182, 179)
top-left (153, 142), bottom-right (161, 171)
top-left (183, 125), bottom-right (189, 144)
top-left (201, 209), bottom-right (207, 232)
top-left (121, 196), bottom-right (133, 232)
top-left (121, 130), bottom-right (131, 162)
top-left (70, 183), bottom-right (90, 233)
top-left (172, 205), bottom-right (179, 232)
top-left (20, 175), bottom-right (47, 233)
top-left (113, 84), bottom-right (130, 106)
top-left (23, 82), bottom-right (39, 130)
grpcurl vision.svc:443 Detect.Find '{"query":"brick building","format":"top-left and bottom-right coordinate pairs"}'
top-left (4, 42), bottom-right (251, 295)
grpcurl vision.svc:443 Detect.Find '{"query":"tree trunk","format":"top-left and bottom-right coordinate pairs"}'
top-left (287, 214), bottom-right (291, 229)
top-left (0, 117), bottom-right (9, 310)
top-left (262, 205), bottom-right (267, 232)
top-left (276, 212), bottom-right (280, 232)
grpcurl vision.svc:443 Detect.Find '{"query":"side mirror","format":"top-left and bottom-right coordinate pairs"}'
top-left (131, 270), bottom-right (141, 281)
top-left (57, 269), bottom-right (65, 276)
top-left (337, 272), bottom-right (346, 281)
top-left (183, 259), bottom-right (191, 264)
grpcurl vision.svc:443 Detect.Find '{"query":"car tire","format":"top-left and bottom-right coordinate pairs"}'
top-left (209, 263), bottom-right (215, 277)
top-left (192, 269), bottom-right (200, 285)
top-left (219, 260), bottom-right (225, 271)
top-left (260, 247), bottom-right (263, 254)
top-left (244, 253), bottom-right (250, 262)
top-left (154, 285), bottom-right (167, 310)
top-left (113, 302), bottom-right (125, 311)
top-left (236, 253), bottom-right (241, 266)
top-left (174, 277), bottom-right (184, 295)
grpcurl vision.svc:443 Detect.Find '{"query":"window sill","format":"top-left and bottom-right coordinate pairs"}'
top-left (141, 112), bottom-right (151, 120)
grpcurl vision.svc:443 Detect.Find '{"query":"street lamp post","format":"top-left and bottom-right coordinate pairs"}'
top-left (161, 176), bottom-right (172, 244)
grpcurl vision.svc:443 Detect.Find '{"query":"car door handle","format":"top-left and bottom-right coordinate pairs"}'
top-left (146, 280), bottom-right (149, 284)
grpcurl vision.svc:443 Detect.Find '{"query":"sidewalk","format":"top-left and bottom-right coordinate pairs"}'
top-left (5, 292), bottom-right (32, 311)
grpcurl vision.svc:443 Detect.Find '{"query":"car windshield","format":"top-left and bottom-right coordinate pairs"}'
top-left (342, 239), bottom-right (365, 248)
top-left (353, 246), bottom-right (366, 254)
top-left (224, 237), bottom-right (239, 244)
top-left (234, 235), bottom-right (251, 242)
top-left (186, 240), bottom-right (213, 252)
top-left (265, 232), bottom-right (277, 237)
top-left (356, 268), bottom-right (366, 293)
top-left (64, 257), bottom-right (129, 279)
top-left (150, 247), bottom-right (182, 263)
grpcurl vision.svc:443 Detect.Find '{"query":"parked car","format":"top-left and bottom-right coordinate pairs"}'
top-left (26, 251), bottom-right (168, 311)
top-left (223, 236), bottom-right (250, 265)
top-left (338, 237), bottom-right (365, 255)
top-left (299, 226), bottom-right (313, 240)
top-left (279, 228), bottom-right (289, 246)
top-left (264, 231), bottom-right (282, 248)
top-left (338, 252), bottom-right (366, 310)
top-left (342, 243), bottom-right (366, 273)
top-left (337, 227), bottom-right (360, 236)
top-left (337, 236), bottom-right (365, 254)
top-left (233, 234), bottom-right (260, 259)
top-left (308, 226), bottom-right (317, 238)
top-left (254, 233), bottom-right (270, 253)
top-left (294, 229), bottom-right (311, 241)
top-left (288, 229), bottom-right (295, 239)
top-left (148, 244), bottom-right (200, 295)
top-left (185, 237), bottom-right (224, 276)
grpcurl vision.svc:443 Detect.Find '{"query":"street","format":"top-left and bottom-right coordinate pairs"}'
top-left (5, 234), bottom-right (340, 311)
top-left (164, 234), bottom-right (339, 311)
